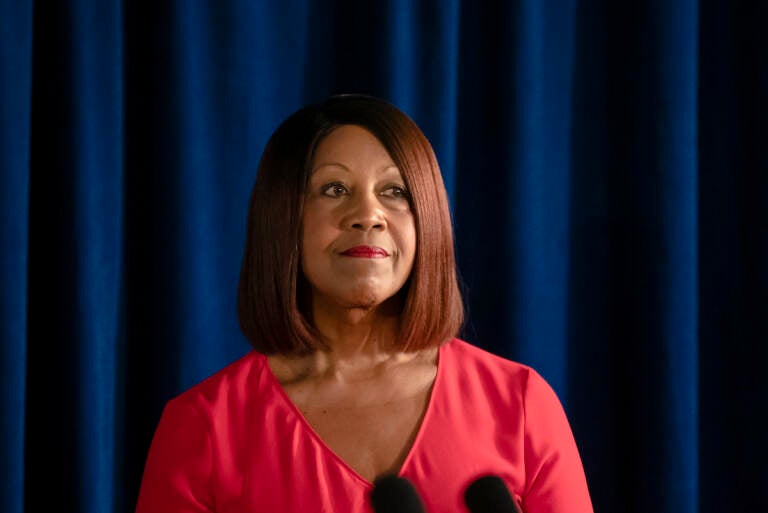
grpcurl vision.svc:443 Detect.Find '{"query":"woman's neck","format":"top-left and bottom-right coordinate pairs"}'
top-left (308, 303), bottom-right (402, 380)
top-left (272, 294), bottom-right (426, 383)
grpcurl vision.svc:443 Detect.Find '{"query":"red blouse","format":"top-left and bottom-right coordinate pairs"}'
top-left (135, 338), bottom-right (593, 513)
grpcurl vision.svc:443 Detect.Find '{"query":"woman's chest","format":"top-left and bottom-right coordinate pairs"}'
top-left (294, 383), bottom-right (432, 482)
top-left (218, 357), bottom-right (528, 513)
top-left (228, 387), bottom-right (526, 513)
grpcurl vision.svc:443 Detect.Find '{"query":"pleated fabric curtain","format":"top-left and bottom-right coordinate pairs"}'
top-left (1, 1), bottom-right (765, 512)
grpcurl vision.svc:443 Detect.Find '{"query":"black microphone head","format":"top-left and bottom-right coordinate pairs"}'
top-left (370, 474), bottom-right (426, 513)
top-left (464, 475), bottom-right (520, 513)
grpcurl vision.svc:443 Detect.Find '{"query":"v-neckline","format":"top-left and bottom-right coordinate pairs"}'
top-left (262, 343), bottom-right (445, 487)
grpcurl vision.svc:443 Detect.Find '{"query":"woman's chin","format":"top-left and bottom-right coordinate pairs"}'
top-left (320, 285), bottom-right (401, 312)
top-left (338, 290), bottom-right (387, 310)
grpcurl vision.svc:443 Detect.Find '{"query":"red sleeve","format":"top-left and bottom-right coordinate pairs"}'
top-left (135, 397), bottom-right (215, 513)
top-left (521, 370), bottom-right (593, 513)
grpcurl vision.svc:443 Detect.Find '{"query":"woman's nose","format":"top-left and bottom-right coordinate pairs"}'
top-left (346, 192), bottom-right (385, 231)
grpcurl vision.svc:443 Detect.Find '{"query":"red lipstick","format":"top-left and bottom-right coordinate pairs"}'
top-left (340, 246), bottom-right (389, 258)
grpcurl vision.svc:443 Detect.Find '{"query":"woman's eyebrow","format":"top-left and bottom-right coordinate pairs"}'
top-left (311, 163), bottom-right (400, 174)
top-left (311, 162), bottom-right (350, 173)
top-left (377, 165), bottom-right (400, 174)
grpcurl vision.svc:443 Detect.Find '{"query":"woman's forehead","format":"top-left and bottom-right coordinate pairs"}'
top-left (311, 125), bottom-right (399, 174)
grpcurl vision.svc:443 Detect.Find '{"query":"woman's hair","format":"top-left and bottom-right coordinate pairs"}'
top-left (237, 95), bottom-right (463, 354)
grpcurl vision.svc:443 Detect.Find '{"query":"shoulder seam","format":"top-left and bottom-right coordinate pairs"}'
top-left (166, 395), bottom-right (216, 510)
top-left (521, 366), bottom-right (531, 498)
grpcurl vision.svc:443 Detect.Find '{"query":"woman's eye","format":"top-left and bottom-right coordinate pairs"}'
top-left (382, 185), bottom-right (409, 199)
top-left (321, 183), bottom-right (348, 197)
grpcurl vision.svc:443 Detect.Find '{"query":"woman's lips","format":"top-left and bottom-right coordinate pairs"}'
top-left (340, 246), bottom-right (389, 258)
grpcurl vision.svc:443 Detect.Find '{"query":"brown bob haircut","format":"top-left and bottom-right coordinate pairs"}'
top-left (237, 95), bottom-right (463, 354)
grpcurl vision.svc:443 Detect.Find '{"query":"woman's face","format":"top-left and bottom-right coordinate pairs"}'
top-left (300, 125), bottom-right (416, 312)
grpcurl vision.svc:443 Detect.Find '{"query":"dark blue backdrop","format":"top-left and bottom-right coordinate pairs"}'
top-left (1, 1), bottom-right (766, 512)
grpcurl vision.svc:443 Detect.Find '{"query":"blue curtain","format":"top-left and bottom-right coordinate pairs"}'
top-left (1, 1), bottom-right (766, 512)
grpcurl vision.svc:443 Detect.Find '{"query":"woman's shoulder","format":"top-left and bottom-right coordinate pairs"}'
top-left (444, 338), bottom-right (534, 377)
top-left (165, 349), bottom-right (269, 415)
top-left (442, 338), bottom-right (559, 403)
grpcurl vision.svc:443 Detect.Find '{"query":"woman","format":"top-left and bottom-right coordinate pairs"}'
top-left (135, 95), bottom-right (593, 513)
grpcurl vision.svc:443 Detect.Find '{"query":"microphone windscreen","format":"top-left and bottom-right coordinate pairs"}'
top-left (370, 474), bottom-right (426, 513)
top-left (464, 475), bottom-right (520, 513)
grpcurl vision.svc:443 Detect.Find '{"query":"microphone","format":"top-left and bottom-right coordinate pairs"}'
top-left (369, 474), bottom-right (426, 513)
top-left (464, 475), bottom-right (520, 513)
